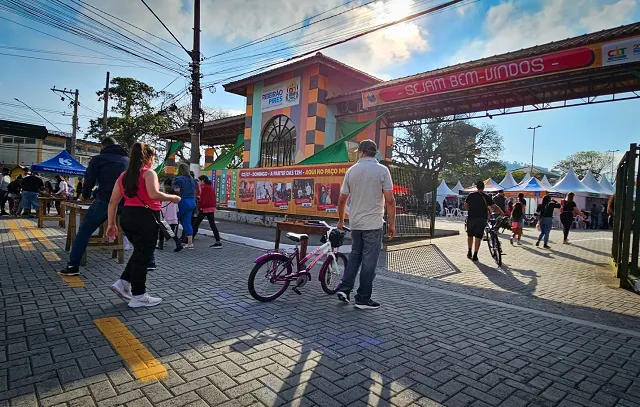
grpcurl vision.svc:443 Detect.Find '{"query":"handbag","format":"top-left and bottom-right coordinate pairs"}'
top-left (136, 193), bottom-right (175, 240)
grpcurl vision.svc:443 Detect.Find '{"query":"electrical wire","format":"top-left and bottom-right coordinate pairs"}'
top-left (138, 0), bottom-right (190, 56)
top-left (13, 98), bottom-right (63, 132)
top-left (0, 15), bottom-right (182, 77)
top-left (0, 1), bottom-right (187, 75)
top-left (202, 0), bottom-right (469, 85)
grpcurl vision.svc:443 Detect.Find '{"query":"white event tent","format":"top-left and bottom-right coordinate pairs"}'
top-left (500, 171), bottom-right (518, 189)
top-left (581, 170), bottom-right (612, 196)
top-left (541, 175), bottom-right (552, 187)
top-left (452, 181), bottom-right (465, 195)
top-left (520, 171), bottom-right (532, 185)
top-left (463, 178), bottom-right (503, 193)
top-left (436, 180), bottom-right (458, 215)
top-left (599, 175), bottom-right (616, 194)
top-left (553, 168), bottom-right (599, 209)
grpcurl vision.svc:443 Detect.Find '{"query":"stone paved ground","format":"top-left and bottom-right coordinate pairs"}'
top-left (2, 217), bottom-right (640, 407)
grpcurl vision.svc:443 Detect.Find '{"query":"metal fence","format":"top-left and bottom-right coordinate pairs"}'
top-left (611, 143), bottom-right (640, 290)
top-left (382, 161), bottom-right (436, 237)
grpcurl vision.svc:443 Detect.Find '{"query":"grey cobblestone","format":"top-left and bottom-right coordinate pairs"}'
top-left (3, 219), bottom-right (640, 407)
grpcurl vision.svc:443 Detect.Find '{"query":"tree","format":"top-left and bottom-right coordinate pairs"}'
top-left (393, 117), bottom-right (503, 197)
top-left (553, 151), bottom-right (609, 179)
top-left (86, 77), bottom-right (170, 152)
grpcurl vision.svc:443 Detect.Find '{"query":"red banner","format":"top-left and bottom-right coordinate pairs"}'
top-left (363, 48), bottom-right (596, 108)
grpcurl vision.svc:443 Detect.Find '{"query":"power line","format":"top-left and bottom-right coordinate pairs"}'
top-left (13, 98), bottom-right (63, 132)
top-left (202, 0), bottom-right (470, 84)
top-left (139, 0), bottom-right (190, 56)
top-left (0, 15), bottom-right (182, 76)
top-left (0, 2), bottom-right (187, 75)
top-left (0, 51), bottom-right (178, 69)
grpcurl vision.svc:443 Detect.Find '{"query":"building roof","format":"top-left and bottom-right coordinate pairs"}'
top-left (0, 119), bottom-right (48, 140)
top-left (159, 114), bottom-right (245, 145)
top-left (331, 22), bottom-right (640, 101)
top-left (223, 52), bottom-right (381, 96)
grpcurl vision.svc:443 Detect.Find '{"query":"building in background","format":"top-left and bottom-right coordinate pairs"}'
top-left (0, 120), bottom-right (101, 178)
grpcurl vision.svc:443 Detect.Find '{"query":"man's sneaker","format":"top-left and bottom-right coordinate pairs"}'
top-left (186, 244), bottom-right (194, 250)
top-left (110, 279), bottom-right (133, 301)
top-left (337, 290), bottom-right (351, 303)
top-left (355, 299), bottom-right (380, 309)
top-left (174, 244), bottom-right (183, 252)
top-left (210, 242), bottom-right (222, 249)
top-left (472, 253), bottom-right (479, 261)
top-left (543, 245), bottom-right (552, 249)
top-left (147, 264), bottom-right (157, 271)
top-left (535, 241), bottom-right (540, 247)
top-left (128, 293), bottom-right (162, 308)
top-left (58, 266), bottom-right (80, 276)
top-left (467, 251), bottom-right (472, 259)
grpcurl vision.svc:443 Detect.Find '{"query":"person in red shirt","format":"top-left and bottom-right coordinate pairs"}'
top-left (191, 175), bottom-right (222, 248)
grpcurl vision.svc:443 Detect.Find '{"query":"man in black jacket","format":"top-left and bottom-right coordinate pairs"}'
top-left (59, 137), bottom-right (129, 276)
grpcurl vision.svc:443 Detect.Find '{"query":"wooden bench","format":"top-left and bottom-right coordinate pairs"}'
top-left (37, 196), bottom-right (66, 228)
top-left (64, 202), bottom-right (124, 265)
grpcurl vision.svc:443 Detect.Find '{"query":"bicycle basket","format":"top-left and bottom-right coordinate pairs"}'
top-left (329, 229), bottom-right (345, 248)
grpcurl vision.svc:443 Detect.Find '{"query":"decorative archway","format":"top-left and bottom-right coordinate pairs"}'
top-left (259, 115), bottom-right (296, 167)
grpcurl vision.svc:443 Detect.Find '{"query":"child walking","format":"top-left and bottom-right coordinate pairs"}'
top-left (157, 186), bottom-right (183, 252)
top-left (510, 202), bottom-right (524, 246)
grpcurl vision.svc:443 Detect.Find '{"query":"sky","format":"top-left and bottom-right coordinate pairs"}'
top-left (0, 0), bottom-right (639, 171)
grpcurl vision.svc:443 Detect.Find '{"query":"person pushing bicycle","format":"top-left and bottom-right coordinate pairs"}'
top-left (464, 181), bottom-right (504, 261)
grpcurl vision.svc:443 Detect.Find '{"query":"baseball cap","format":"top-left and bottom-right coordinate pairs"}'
top-left (358, 139), bottom-right (378, 154)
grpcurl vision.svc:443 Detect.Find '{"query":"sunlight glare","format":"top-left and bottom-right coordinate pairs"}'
top-left (372, 0), bottom-right (416, 39)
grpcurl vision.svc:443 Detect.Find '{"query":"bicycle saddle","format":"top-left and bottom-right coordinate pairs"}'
top-left (286, 232), bottom-right (309, 243)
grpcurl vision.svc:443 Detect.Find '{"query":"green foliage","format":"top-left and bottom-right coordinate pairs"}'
top-left (393, 118), bottom-right (503, 197)
top-left (553, 151), bottom-right (609, 178)
top-left (86, 77), bottom-right (170, 152)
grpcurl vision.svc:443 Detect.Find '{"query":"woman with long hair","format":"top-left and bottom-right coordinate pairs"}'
top-left (107, 143), bottom-right (180, 307)
top-left (510, 202), bottom-right (524, 245)
top-left (172, 163), bottom-right (197, 249)
top-left (560, 192), bottom-right (581, 244)
top-left (191, 175), bottom-right (222, 248)
top-left (536, 195), bottom-right (561, 248)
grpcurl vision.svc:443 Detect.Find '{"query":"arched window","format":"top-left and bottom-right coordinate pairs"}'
top-left (260, 115), bottom-right (296, 167)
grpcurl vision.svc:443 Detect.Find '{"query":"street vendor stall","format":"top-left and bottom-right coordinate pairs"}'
top-left (30, 150), bottom-right (86, 228)
top-left (436, 180), bottom-right (458, 216)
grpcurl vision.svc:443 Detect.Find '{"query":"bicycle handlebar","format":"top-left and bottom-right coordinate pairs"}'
top-left (307, 220), bottom-right (350, 232)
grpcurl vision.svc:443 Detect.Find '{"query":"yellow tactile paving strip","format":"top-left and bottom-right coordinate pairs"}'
top-left (94, 317), bottom-right (168, 382)
top-left (7, 219), bottom-right (35, 251)
top-left (4, 219), bottom-right (84, 286)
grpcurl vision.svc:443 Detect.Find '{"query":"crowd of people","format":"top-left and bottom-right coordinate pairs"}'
top-left (0, 138), bottom-right (224, 308)
top-left (463, 183), bottom-right (614, 262)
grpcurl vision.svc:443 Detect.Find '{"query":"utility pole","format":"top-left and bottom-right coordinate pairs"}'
top-left (607, 149), bottom-right (620, 179)
top-left (103, 71), bottom-right (110, 137)
top-left (189, 0), bottom-right (202, 177)
top-left (527, 125), bottom-right (541, 174)
top-left (51, 87), bottom-right (80, 158)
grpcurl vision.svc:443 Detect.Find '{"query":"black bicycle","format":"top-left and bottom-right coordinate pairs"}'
top-left (485, 216), bottom-right (507, 266)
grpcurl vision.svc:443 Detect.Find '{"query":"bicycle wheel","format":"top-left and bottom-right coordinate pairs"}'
top-left (319, 252), bottom-right (348, 295)
top-left (492, 234), bottom-right (502, 266)
top-left (248, 256), bottom-right (292, 302)
top-left (485, 229), bottom-right (495, 258)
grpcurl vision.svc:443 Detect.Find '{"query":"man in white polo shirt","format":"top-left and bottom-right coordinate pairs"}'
top-left (337, 139), bottom-right (396, 309)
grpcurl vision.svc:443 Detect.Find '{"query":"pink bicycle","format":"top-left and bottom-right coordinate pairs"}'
top-left (248, 220), bottom-right (350, 302)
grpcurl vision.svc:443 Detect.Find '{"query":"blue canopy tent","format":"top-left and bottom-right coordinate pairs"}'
top-left (31, 150), bottom-right (86, 176)
top-left (505, 177), bottom-right (563, 198)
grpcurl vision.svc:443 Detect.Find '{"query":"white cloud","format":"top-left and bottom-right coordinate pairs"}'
top-left (83, 0), bottom-right (428, 79)
top-left (451, 0), bottom-right (640, 65)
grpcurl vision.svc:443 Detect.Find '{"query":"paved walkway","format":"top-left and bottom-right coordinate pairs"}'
top-left (2, 217), bottom-right (640, 407)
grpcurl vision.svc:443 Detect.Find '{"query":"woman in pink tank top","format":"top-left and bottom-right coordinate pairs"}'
top-left (106, 143), bottom-right (180, 308)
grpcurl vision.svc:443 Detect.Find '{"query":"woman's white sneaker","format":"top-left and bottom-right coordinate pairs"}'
top-left (111, 280), bottom-right (133, 301)
top-left (128, 293), bottom-right (162, 308)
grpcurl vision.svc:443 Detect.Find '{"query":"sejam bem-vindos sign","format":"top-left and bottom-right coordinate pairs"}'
top-left (361, 35), bottom-right (640, 109)
top-left (261, 77), bottom-right (301, 113)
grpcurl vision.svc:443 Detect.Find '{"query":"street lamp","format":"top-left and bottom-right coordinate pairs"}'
top-left (528, 125), bottom-right (541, 174)
top-left (606, 149), bottom-right (620, 179)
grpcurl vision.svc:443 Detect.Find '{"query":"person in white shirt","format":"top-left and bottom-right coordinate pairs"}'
top-left (0, 168), bottom-right (11, 216)
top-left (53, 175), bottom-right (69, 215)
